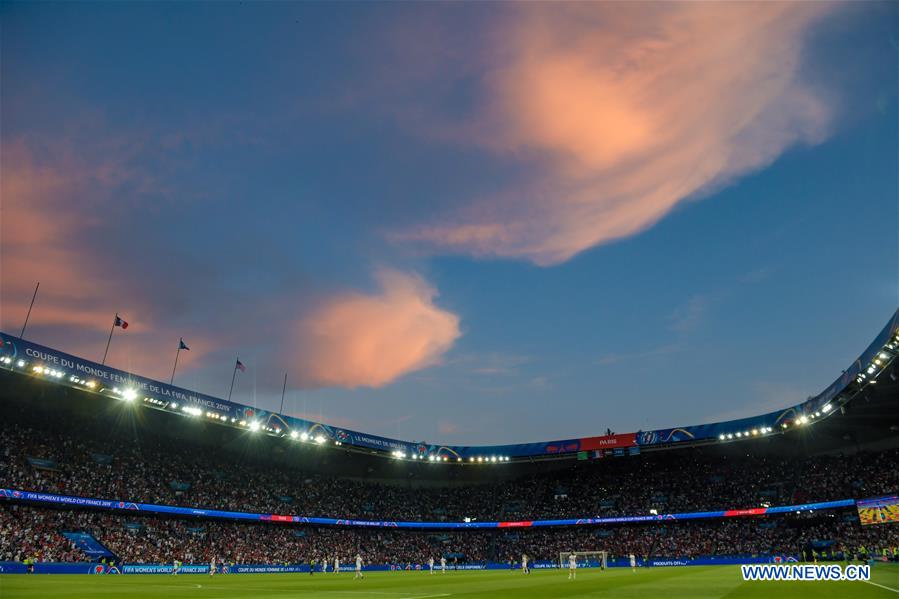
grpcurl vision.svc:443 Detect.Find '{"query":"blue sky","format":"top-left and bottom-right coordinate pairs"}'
top-left (1, 1), bottom-right (896, 444)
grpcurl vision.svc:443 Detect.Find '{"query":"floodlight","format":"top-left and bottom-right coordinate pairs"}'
top-left (122, 388), bottom-right (137, 402)
top-left (249, 421), bottom-right (261, 431)
top-left (315, 435), bottom-right (325, 444)
top-left (290, 430), bottom-right (299, 439)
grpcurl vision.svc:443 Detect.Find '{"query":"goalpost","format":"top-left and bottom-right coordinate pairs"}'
top-left (559, 551), bottom-right (607, 570)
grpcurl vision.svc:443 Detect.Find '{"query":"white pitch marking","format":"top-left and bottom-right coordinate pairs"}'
top-left (865, 580), bottom-right (899, 594)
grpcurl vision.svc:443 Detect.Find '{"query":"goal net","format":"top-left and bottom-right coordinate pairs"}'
top-left (559, 551), bottom-right (607, 570)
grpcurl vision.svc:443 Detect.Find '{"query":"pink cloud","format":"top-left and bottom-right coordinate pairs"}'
top-left (0, 138), bottom-right (226, 378)
top-left (295, 269), bottom-right (461, 388)
top-left (396, 3), bottom-right (839, 265)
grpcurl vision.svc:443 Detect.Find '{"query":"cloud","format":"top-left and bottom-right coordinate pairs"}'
top-left (0, 138), bottom-right (160, 340)
top-left (597, 343), bottom-right (682, 366)
top-left (1, 132), bottom-right (461, 391)
top-left (294, 269), bottom-right (461, 388)
top-left (668, 294), bottom-right (710, 333)
top-left (0, 138), bottom-right (228, 378)
top-left (396, 2), bottom-right (839, 265)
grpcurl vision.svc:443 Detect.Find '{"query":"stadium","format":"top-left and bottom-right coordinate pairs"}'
top-left (2, 2), bottom-right (899, 598)
top-left (1, 313), bottom-right (898, 597)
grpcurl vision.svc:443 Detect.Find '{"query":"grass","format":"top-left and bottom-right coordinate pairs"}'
top-left (0, 564), bottom-right (897, 598)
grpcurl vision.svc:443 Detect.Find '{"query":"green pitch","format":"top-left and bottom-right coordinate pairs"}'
top-left (1, 565), bottom-right (898, 598)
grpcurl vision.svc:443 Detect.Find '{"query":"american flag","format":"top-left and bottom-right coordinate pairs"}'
top-left (235, 359), bottom-right (246, 372)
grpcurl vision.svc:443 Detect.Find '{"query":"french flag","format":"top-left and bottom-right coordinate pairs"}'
top-left (114, 315), bottom-right (129, 329)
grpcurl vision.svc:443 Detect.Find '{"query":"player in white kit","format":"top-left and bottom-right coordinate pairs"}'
top-left (568, 553), bottom-right (577, 580)
top-left (428, 557), bottom-right (434, 574)
top-left (440, 556), bottom-right (446, 573)
top-left (354, 554), bottom-right (364, 579)
top-left (209, 557), bottom-right (216, 577)
top-left (521, 553), bottom-right (529, 574)
top-left (629, 553), bottom-right (636, 571)
top-left (334, 556), bottom-right (340, 574)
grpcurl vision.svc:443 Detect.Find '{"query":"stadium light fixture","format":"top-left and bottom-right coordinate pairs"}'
top-left (249, 421), bottom-right (261, 432)
top-left (719, 434), bottom-right (726, 441)
top-left (726, 433), bottom-right (734, 439)
top-left (314, 435), bottom-right (325, 444)
top-left (300, 432), bottom-right (309, 441)
top-left (822, 404), bottom-right (832, 413)
top-left (17, 360), bottom-right (25, 368)
top-left (290, 430), bottom-right (299, 439)
top-left (122, 388), bottom-right (137, 402)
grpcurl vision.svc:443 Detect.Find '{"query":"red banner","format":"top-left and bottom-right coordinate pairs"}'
top-left (579, 433), bottom-right (637, 451)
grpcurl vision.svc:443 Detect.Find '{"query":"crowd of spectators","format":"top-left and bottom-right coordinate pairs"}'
top-left (2, 402), bottom-right (898, 566)
top-left (2, 414), bottom-right (897, 523)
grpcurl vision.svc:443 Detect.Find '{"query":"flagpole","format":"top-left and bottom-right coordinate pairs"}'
top-left (101, 313), bottom-right (117, 365)
top-left (19, 282), bottom-right (40, 339)
top-left (227, 357), bottom-right (239, 401)
top-left (170, 346), bottom-right (182, 385)
top-left (279, 372), bottom-right (288, 414)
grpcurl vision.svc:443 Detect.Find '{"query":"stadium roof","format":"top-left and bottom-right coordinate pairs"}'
top-left (1, 308), bottom-right (897, 464)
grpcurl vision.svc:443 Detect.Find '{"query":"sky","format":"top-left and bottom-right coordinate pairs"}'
top-left (1, 1), bottom-right (896, 445)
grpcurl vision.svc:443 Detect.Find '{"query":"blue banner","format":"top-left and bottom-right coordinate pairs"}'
top-left (0, 488), bottom-right (857, 530)
top-left (0, 555), bottom-right (803, 575)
